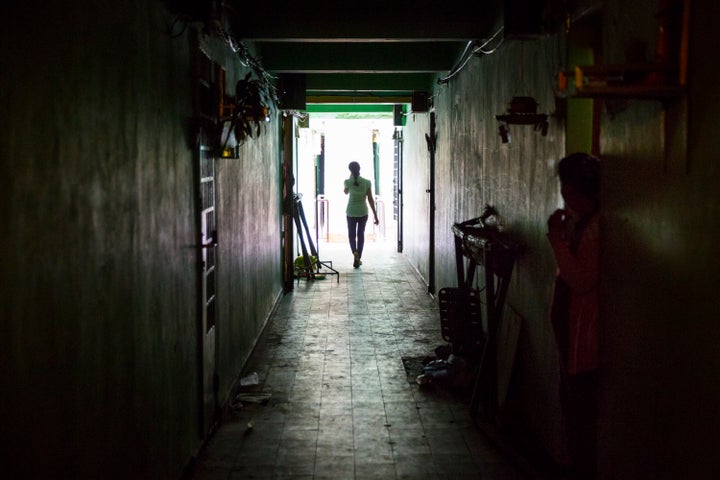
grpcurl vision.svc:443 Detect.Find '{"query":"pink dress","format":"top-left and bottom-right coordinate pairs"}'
top-left (550, 214), bottom-right (600, 375)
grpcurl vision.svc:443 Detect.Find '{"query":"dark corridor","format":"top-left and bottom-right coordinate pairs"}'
top-left (189, 242), bottom-right (536, 480)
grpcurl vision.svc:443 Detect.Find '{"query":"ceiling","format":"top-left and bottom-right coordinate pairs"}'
top-left (223, 0), bottom-right (506, 110)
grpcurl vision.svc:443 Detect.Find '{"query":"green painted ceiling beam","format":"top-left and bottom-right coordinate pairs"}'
top-left (305, 91), bottom-right (414, 100)
top-left (305, 104), bottom-right (398, 113)
top-left (305, 73), bottom-right (435, 93)
top-left (306, 95), bottom-right (411, 104)
top-left (223, 1), bottom-right (503, 106)
top-left (257, 42), bottom-right (466, 72)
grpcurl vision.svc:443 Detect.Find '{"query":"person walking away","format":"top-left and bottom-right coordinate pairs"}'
top-left (344, 161), bottom-right (379, 268)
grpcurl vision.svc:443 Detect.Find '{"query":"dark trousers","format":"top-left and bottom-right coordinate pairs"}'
top-left (347, 215), bottom-right (369, 256)
top-left (560, 370), bottom-right (598, 478)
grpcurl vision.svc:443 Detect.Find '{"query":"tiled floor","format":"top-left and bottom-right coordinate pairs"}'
top-left (189, 241), bottom-right (528, 479)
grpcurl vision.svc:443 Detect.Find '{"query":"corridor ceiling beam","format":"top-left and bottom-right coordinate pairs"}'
top-left (306, 95), bottom-right (411, 105)
top-left (257, 43), bottom-right (465, 73)
top-left (225, 0), bottom-right (503, 107)
top-left (305, 73), bottom-right (434, 92)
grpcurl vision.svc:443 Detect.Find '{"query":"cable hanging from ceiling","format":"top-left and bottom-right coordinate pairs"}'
top-left (206, 21), bottom-right (278, 103)
top-left (437, 26), bottom-right (505, 85)
top-left (164, 3), bottom-right (279, 104)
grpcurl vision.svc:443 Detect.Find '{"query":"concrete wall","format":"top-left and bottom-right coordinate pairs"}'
top-left (399, 0), bottom-right (720, 476)
top-left (1, 1), bottom-right (282, 478)
top-left (427, 35), bottom-right (568, 459)
top-left (200, 34), bottom-right (284, 420)
top-left (399, 35), bottom-right (570, 460)
top-left (597, 0), bottom-right (720, 477)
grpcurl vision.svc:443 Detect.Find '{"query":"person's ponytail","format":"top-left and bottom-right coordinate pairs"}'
top-left (348, 161), bottom-right (361, 186)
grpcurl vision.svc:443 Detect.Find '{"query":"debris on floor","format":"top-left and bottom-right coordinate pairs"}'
top-left (416, 353), bottom-right (467, 385)
top-left (402, 344), bottom-right (475, 391)
top-left (234, 392), bottom-right (272, 405)
top-left (401, 356), bottom-right (430, 383)
top-left (231, 372), bottom-right (270, 410)
top-left (239, 372), bottom-right (259, 386)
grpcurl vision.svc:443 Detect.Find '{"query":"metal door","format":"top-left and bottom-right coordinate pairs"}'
top-left (198, 144), bottom-right (217, 435)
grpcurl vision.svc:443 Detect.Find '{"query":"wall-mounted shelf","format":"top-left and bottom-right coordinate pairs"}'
top-left (495, 113), bottom-right (548, 125)
top-left (574, 64), bottom-right (685, 99)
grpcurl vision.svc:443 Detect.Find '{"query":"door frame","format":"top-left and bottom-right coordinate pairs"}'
top-left (394, 127), bottom-right (404, 252)
top-left (196, 143), bottom-right (219, 438)
top-left (427, 111), bottom-right (436, 295)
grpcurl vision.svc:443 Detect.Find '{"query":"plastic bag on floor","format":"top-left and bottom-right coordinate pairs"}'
top-left (415, 354), bottom-right (461, 385)
top-left (416, 354), bottom-right (465, 385)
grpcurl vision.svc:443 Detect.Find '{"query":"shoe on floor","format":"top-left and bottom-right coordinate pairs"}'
top-left (353, 252), bottom-right (361, 268)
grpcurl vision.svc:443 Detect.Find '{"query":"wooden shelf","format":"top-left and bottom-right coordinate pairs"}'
top-left (574, 64), bottom-right (685, 100)
top-left (575, 84), bottom-right (685, 99)
top-left (495, 113), bottom-right (548, 125)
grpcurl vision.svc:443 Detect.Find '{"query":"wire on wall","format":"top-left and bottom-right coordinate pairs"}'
top-left (437, 26), bottom-right (505, 85)
top-left (166, 2), bottom-right (279, 105)
top-left (206, 22), bottom-right (279, 104)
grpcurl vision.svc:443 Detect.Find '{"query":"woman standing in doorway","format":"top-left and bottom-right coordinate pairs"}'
top-left (344, 161), bottom-right (379, 268)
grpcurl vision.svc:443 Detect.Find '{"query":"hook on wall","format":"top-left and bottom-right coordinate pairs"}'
top-left (495, 96), bottom-right (549, 143)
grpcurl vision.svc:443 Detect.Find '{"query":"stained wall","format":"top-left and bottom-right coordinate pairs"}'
top-left (428, 35), bottom-right (568, 459)
top-left (399, 0), bottom-right (720, 475)
top-left (1, 2), bottom-right (282, 478)
top-left (597, 0), bottom-right (720, 477)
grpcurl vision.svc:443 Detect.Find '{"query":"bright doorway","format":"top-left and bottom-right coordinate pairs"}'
top-left (294, 116), bottom-right (399, 254)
